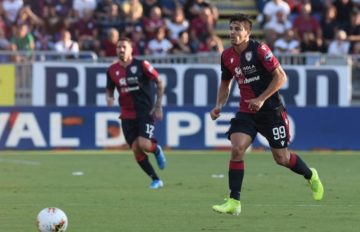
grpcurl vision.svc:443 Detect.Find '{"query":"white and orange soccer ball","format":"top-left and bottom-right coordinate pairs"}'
top-left (36, 207), bottom-right (68, 232)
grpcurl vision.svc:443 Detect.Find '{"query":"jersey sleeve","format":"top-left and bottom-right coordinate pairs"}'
top-left (106, 69), bottom-right (115, 90)
top-left (142, 60), bottom-right (159, 80)
top-left (221, 53), bottom-right (233, 80)
top-left (257, 43), bottom-right (280, 73)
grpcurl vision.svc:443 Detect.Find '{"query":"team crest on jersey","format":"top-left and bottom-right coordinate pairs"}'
top-left (245, 52), bottom-right (252, 61)
top-left (130, 66), bottom-right (137, 74)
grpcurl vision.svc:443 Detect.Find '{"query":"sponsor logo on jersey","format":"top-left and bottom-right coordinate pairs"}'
top-left (242, 65), bottom-right (257, 75)
top-left (121, 86), bottom-right (140, 93)
top-left (230, 58), bottom-right (234, 64)
top-left (116, 71), bottom-right (119, 76)
top-left (237, 75), bottom-right (260, 85)
top-left (126, 76), bottom-right (138, 85)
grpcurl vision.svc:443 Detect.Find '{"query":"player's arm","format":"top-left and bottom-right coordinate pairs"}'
top-left (211, 54), bottom-right (233, 120)
top-left (143, 60), bottom-right (164, 121)
top-left (246, 43), bottom-right (286, 111)
top-left (258, 65), bottom-right (286, 103)
top-left (211, 78), bottom-right (232, 120)
top-left (246, 66), bottom-right (286, 111)
top-left (151, 76), bottom-right (165, 120)
top-left (106, 70), bottom-right (115, 107)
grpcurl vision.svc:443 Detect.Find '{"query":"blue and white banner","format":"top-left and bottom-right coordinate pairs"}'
top-left (32, 62), bottom-right (352, 107)
top-left (0, 106), bottom-right (359, 150)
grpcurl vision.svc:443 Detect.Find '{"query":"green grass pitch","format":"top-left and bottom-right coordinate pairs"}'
top-left (1, 150), bottom-right (360, 232)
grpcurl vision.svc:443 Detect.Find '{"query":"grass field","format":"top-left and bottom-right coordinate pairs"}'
top-left (1, 150), bottom-right (360, 232)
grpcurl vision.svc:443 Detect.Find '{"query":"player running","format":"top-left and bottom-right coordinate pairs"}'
top-left (210, 14), bottom-right (324, 215)
top-left (106, 37), bottom-right (166, 189)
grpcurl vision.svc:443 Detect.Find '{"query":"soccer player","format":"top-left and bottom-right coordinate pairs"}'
top-left (106, 37), bottom-right (166, 189)
top-left (210, 14), bottom-right (324, 215)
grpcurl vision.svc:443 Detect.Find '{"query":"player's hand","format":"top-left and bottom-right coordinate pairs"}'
top-left (107, 97), bottom-right (114, 107)
top-left (150, 106), bottom-right (163, 121)
top-left (210, 107), bottom-right (221, 120)
top-left (245, 98), bottom-right (264, 112)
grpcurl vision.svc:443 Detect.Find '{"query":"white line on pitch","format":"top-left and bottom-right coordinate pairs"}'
top-left (0, 158), bottom-right (40, 165)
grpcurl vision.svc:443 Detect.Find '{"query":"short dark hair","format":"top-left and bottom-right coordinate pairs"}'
top-left (229, 14), bottom-right (253, 31)
top-left (118, 36), bottom-right (132, 43)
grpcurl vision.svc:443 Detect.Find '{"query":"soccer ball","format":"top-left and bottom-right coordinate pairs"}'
top-left (36, 207), bottom-right (68, 232)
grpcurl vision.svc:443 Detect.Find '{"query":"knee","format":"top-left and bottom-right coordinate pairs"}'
top-left (137, 139), bottom-right (148, 151)
top-left (231, 144), bottom-right (246, 160)
top-left (273, 155), bottom-right (289, 166)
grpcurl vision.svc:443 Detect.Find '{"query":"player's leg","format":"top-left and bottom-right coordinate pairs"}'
top-left (261, 107), bottom-right (323, 200)
top-left (137, 116), bottom-right (166, 169)
top-left (271, 148), bottom-right (324, 200)
top-left (122, 119), bottom-right (163, 189)
top-left (212, 113), bottom-right (256, 215)
top-left (138, 137), bottom-right (166, 169)
top-left (132, 138), bottom-right (163, 189)
top-left (228, 132), bottom-right (252, 201)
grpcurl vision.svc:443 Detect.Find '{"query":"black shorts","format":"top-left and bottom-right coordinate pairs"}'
top-left (121, 115), bottom-right (156, 146)
top-left (227, 106), bottom-right (290, 149)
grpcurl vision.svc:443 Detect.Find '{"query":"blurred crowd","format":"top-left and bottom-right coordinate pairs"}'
top-left (2, 0), bottom-right (359, 63)
top-left (0, 0), bottom-right (223, 62)
top-left (257, 0), bottom-right (360, 56)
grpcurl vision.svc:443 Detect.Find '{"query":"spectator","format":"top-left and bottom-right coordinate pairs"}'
top-left (333, 0), bottom-right (354, 31)
top-left (73, 0), bottom-right (97, 19)
top-left (292, 2), bottom-right (323, 49)
top-left (165, 7), bottom-right (189, 42)
top-left (54, 30), bottom-right (79, 54)
top-left (74, 9), bottom-right (100, 52)
top-left (273, 29), bottom-right (300, 54)
top-left (263, 9), bottom-right (292, 49)
top-left (347, 10), bottom-right (360, 51)
top-left (10, 23), bottom-right (34, 62)
top-left (95, 0), bottom-right (113, 20)
top-left (14, 5), bottom-right (44, 30)
top-left (0, 27), bottom-right (11, 62)
top-left (122, 0), bottom-right (143, 36)
top-left (189, 6), bottom-right (215, 52)
top-left (0, 8), bottom-right (11, 38)
top-left (23, 0), bottom-right (46, 18)
top-left (122, 0), bottom-right (143, 21)
top-left (321, 5), bottom-right (338, 51)
top-left (142, 0), bottom-right (161, 18)
top-left (131, 25), bottom-right (147, 55)
top-left (261, 0), bottom-right (290, 27)
top-left (352, 40), bottom-right (360, 53)
top-left (0, 27), bottom-right (10, 49)
top-left (327, 29), bottom-right (350, 55)
top-left (100, 28), bottom-right (119, 57)
top-left (143, 5), bottom-right (165, 40)
top-left (159, 0), bottom-right (181, 18)
top-left (145, 26), bottom-right (173, 56)
top-left (171, 30), bottom-right (192, 54)
top-left (45, 0), bottom-right (74, 26)
top-left (1, 0), bottom-right (24, 24)
top-left (183, 0), bottom-right (218, 22)
top-left (300, 31), bottom-right (322, 52)
top-left (98, 3), bottom-right (124, 38)
top-left (198, 32), bottom-right (224, 53)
